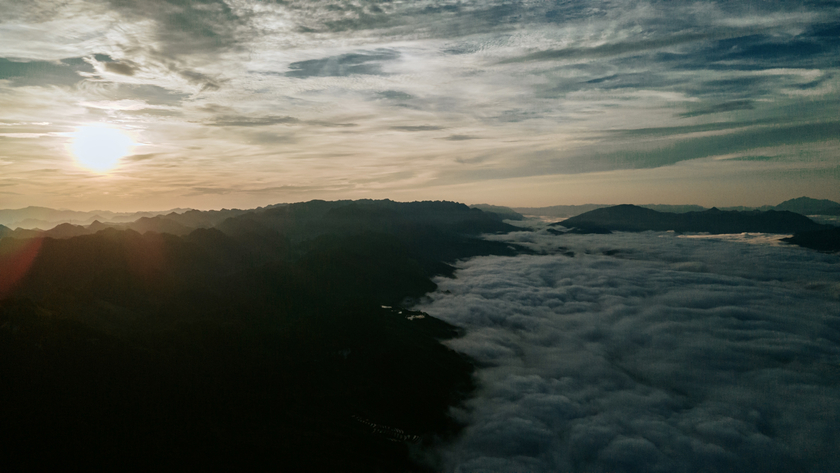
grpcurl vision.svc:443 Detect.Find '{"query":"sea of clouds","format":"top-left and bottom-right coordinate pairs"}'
top-left (415, 221), bottom-right (840, 472)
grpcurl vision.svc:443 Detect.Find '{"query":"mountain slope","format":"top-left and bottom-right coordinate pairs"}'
top-left (774, 196), bottom-right (840, 215)
top-left (782, 227), bottom-right (840, 252)
top-left (0, 199), bottom-right (521, 471)
top-left (557, 204), bottom-right (827, 234)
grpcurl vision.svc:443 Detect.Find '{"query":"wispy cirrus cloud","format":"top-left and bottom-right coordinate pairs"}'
top-left (1, 0), bottom-right (839, 209)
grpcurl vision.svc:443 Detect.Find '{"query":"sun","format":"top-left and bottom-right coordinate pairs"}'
top-left (71, 125), bottom-right (134, 172)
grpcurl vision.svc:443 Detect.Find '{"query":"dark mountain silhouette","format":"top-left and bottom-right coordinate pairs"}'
top-left (0, 209), bottom-right (249, 241)
top-left (641, 204), bottom-right (708, 213)
top-left (0, 224), bottom-right (10, 239)
top-left (513, 203), bottom-right (609, 218)
top-left (774, 196), bottom-right (840, 215)
top-left (2, 227), bottom-right (42, 239)
top-left (556, 204), bottom-right (828, 234)
top-left (470, 204), bottom-right (524, 220)
top-left (0, 206), bottom-right (93, 227)
top-left (153, 208), bottom-right (249, 228)
top-left (124, 215), bottom-right (194, 235)
top-left (782, 227), bottom-right (840, 252)
top-left (815, 206), bottom-right (840, 216)
top-left (514, 203), bottom-right (710, 218)
top-left (1, 222), bottom-right (99, 240)
top-left (217, 200), bottom-right (516, 238)
top-left (515, 197), bottom-right (840, 219)
top-left (87, 219), bottom-right (112, 233)
top-left (0, 206), bottom-right (193, 229)
top-left (0, 199), bottom-right (523, 471)
top-left (40, 222), bottom-right (88, 238)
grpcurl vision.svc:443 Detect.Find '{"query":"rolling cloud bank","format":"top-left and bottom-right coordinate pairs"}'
top-left (416, 222), bottom-right (840, 472)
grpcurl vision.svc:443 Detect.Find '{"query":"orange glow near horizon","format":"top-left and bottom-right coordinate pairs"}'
top-left (0, 237), bottom-right (44, 299)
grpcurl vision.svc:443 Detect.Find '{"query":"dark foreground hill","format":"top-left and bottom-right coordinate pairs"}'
top-left (556, 205), bottom-right (828, 234)
top-left (0, 200), bottom-right (522, 471)
top-left (782, 227), bottom-right (840, 252)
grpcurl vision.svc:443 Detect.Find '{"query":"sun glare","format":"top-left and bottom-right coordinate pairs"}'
top-left (71, 125), bottom-right (134, 172)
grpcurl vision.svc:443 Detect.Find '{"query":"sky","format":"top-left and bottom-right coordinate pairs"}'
top-left (416, 221), bottom-right (840, 472)
top-left (1, 0), bottom-right (839, 211)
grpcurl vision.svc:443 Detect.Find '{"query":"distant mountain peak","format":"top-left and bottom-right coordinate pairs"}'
top-left (558, 204), bottom-right (827, 234)
top-left (775, 196), bottom-right (840, 215)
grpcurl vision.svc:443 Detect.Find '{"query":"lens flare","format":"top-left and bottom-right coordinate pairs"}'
top-left (71, 125), bottom-right (134, 172)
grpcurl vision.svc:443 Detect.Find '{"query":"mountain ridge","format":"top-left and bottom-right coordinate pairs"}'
top-left (513, 196), bottom-right (840, 219)
top-left (4, 196), bottom-right (838, 235)
top-left (555, 204), bottom-right (828, 234)
top-left (0, 199), bottom-right (523, 470)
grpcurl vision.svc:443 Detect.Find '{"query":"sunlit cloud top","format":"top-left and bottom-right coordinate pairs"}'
top-left (1, 0), bottom-right (839, 210)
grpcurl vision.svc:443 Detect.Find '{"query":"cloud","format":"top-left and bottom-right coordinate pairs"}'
top-left (377, 90), bottom-right (412, 100)
top-left (186, 186), bottom-right (231, 196)
top-left (177, 68), bottom-right (225, 91)
top-left (659, 26), bottom-right (840, 74)
top-left (416, 222), bottom-right (840, 472)
top-left (390, 125), bottom-right (444, 132)
top-left (183, 183), bottom-right (328, 197)
top-left (442, 135), bottom-right (480, 141)
top-left (678, 100), bottom-right (755, 117)
top-left (0, 133), bottom-right (52, 139)
top-left (606, 119), bottom-right (778, 139)
top-left (499, 32), bottom-right (712, 64)
top-left (94, 83), bottom-right (190, 106)
top-left (123, 153), bottom-right (156, 162)
top-left (80, 99), bottom-right (171, 111)
top-left (101, 0), bottom-right (246, 57)
top-left (725, 155), bottom-right (778, 162)
top-left (209, 115), bottom-right (300, 127)
top-left (0, 57), bottom-right (93, 87)
top-left (207, 114), bottom-right (358, 128)
top-left (571, 121), bottom-right (840, 173)
top-left (287, 0), bottom-right (541, 36)
top-left (104, 61), bottom-right (136, 76)
top-left (2, 0), bottom-right (840, 207)
top-left (285, 49), bottom-right (400, 78)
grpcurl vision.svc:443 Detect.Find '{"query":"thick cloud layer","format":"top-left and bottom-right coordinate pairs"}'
top-left (415, 224), bottom-right (840, 472)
